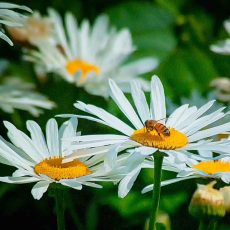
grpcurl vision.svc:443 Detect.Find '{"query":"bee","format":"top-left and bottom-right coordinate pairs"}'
top-left (144, 119), bottom-right (170, 137)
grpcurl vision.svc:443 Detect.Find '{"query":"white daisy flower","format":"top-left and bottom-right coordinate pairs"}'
top-left (25, 9), bottom-right (158, 97)
top-left (0, 78), bottom-right (55, 116)
top-left (0, 118), bottom-right (125, 200)
top-left (7, 11), bottom-right (55, 46)
top-left (142, 152), bottom-right (230, 194)
top-left (0, 2), bottom-right (32, 46)
top-left (210, 18), bottom-right (230, 55)
top-left (58, 75), bottom-right (230, 197)
top-left (62, 75), bottom-right (230, 158)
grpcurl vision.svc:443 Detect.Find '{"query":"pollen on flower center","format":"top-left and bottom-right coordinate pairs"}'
top-left (34, 157), bottom-right (91, 181)
top-left (66, 59), bottom-right (101, 82)
top-left (193, 160), bottom-right (230, 174)
top-left (131, 128), bottom-right (188, 150)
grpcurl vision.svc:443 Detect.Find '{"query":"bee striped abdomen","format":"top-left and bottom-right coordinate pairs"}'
top-left (144, 119), bottom-right (170, 137)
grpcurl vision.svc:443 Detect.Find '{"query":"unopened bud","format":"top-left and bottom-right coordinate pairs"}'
top-left (189, 181), bottom-right (225, 219)
top-left (220, 186), bottom-right (230, 213)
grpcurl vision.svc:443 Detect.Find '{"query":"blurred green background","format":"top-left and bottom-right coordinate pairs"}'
top-left (0, 0), bottom-right (229, 229)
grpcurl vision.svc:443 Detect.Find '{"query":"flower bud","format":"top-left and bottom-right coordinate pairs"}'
top-left (220, 186), bottom-right (230, 213)
top-left (189, 181), bottom-right (225, 219)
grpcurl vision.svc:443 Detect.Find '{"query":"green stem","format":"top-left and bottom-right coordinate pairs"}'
top-left (199, 219), bottom-right (217, 230)
top-left (208, 220), bottom-right (217, 230)
top-left (148, 152), bottom-right (164, 230)
top-left (54, 188), bottom-right (65, 230)
top-left (199, 219), bottom-right (207, 230)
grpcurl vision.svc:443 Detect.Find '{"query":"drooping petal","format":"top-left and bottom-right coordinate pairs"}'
top-left (31, 181), bottom-right (50, 200)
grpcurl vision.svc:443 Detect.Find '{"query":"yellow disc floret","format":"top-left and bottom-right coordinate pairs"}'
top-left (131, 128), bottom-right (188, 150)
top-left (193, 160), bottom-right (230, 174)
top-left (66, 59), bottom-right (100, 82)
top-left (34, 157), bottom-right (91, 181)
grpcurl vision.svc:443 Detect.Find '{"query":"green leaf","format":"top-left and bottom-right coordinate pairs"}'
top-left (106, 2), bottom-right (177, 60)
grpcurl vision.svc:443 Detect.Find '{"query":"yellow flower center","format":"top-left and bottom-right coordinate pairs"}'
top-left (66, 59), bottom-right (101, 82)
top-left (193, 160), bottom-right (230, 174)
top-left (131, 128), bottom-right (188, 150)
top-left (34, 157), bottom-right (91, 181)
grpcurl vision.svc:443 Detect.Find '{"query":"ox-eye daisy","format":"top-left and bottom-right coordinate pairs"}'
top-left (0, 118), bottom-right (125, 200)
top-left (62, 75), bottom-right (230, 160)
top-left (0, 2), bottom-right (32, 45)
top-left (60, 74), bottom-right (230, 229)
top-left (25, 9), bottom-right (158, 97)
top-left (142, 153), bottom-right (230, 194)
top-left (0, 78), bottom-right (55, 116)
top-left (7, 10), bottom-right (55, 46)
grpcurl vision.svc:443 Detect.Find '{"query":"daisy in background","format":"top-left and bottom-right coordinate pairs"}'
top-left (0, 117), bottom-right (128, 200)
top-left (0, 77), bottom-right (55, 116)
top-left (7, 10), bottom-right (55, 46)
top-left (25, 9), bottom-right (158, 97)
top-left (210, 18), bottom-right (230, 55)
top-left (0, 2), bottom-right (32, 46)
top-left (142, 152), bottom-right (230, 194)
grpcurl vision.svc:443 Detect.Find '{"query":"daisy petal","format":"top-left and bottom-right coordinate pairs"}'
top-left (150, 75), bottom-right (166, 122)
top-left (118, 166), bottom-right (142, 198)
top-left (131, 80), bottom-right (150, 123)
top-left (109, 79), bottom-right (143, 129)
top-left (141, 176), bottom-right (198, 193)
top-left (31, 181), bottom-right (50, 200)
top-left (46, 119), bottom-right (60, 157)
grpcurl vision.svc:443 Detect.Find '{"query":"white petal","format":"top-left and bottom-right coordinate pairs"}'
top-left (189, 122), bottom-right (230, 142)
top-left (48, 8), bottom-right (72, 59)
top-left (0, 137), bottom-right (34, 169)
top-left (109, 79), bottom-right (143, 129)
top-left (65, 12), bottom-right (78, 57)
top-left (60, 180), bottom-right (83, 190)
top-left (166, 104), bottom-right (189, 127)
top-left (141, 176), bottom-right (197, 193)
top-left (0, 176), bottom-right (40, 184)
top-left (46, 119), bottom-right (60, 157)
top-left (26, 120), bottom-right (49, 158)
top-left (74, 101), bottom-right (134, 136)
top-left (69, 134), bottom-right (127, 142)
top-left (131, 80), bottom-right (150, 123)
top-left (118, 166), bottom-right (141, 198)
top-left (150, 75), bottom-right (166, 122)
top-left (31, 181), bottom-right (50, 200)
top-left (4, 121), bottom-right (43, 162)
top-left (63, 145), bottom-right (111, 162)
top-left (182, 108), bottom-right (225, 136)
top-left (70, 139), bottom-right (127, 151)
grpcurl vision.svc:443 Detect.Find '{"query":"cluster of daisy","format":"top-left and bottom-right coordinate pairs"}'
top-left (0, 75), bottom-right (229, 201)
top-left (9, 9), bottom-right (158, 97)
top-left (0, 2), bottom-right (229, 229)
top-left (0, 3), bottom-right (55, 116)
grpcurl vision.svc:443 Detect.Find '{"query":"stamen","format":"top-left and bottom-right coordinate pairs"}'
top-left (66, 59), bottom-right (100, 82)
top-left (34, 157), bottom-right (91, 180)
top-left (193, 160), bottom-right (230, 174)
top-left (131, 128), bottom-right (188, 150)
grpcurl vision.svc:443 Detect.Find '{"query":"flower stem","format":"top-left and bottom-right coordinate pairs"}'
top-left (209, 220), bottom-right (217, 230)
top-left (199, 219), bottom-right (217, 230)
top-left (54, 188), bottom-right (65, 230)
top-left (199, 219), bottom-right (207, 230)
top-left (148, 152), bottom-right (164, 230)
